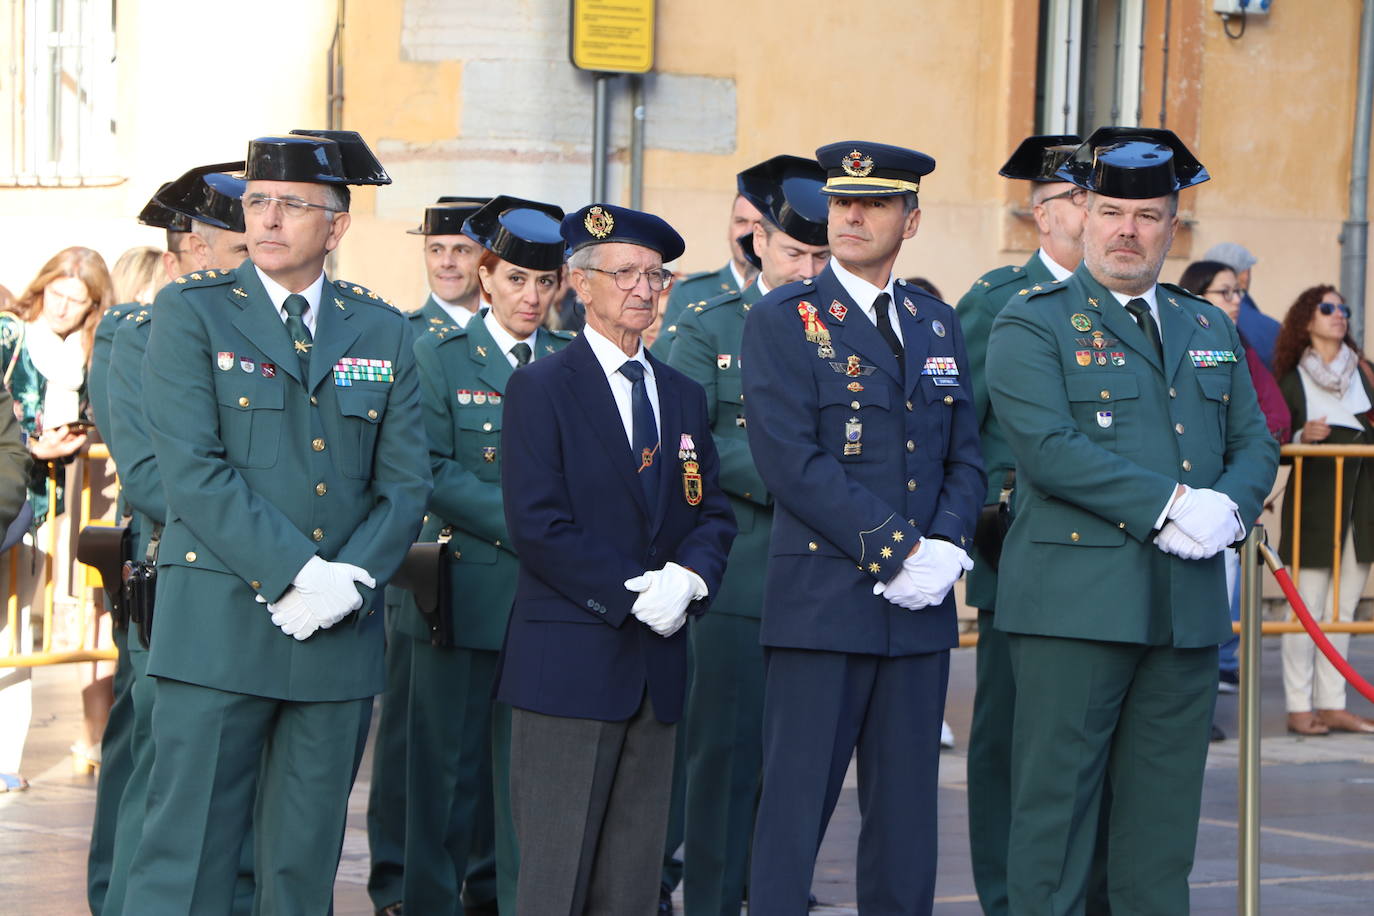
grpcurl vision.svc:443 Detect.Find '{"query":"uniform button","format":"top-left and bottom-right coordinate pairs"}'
top-left (1118, 522), bottom-right (1126, 529)
top-left (315, 482), bottom-right (327, 496)
top-left (483, 421), bottom-right (493, 432)
top-left (312, 527), bottom-right (325, 541)
top-left (312, 438), bottom-right (326, 451)
top-left (238, 396), bottom-right (250, 407)
top-left (906, 400), bottom-right (914, 411)
top-left (250, 580), bottom-right (261, 589)
top-left (1100, 390), bottom-right (1110, 400)
top-left (1175, 423), bottom-right (1185, 434)
top-left (907, 479), bottom-right (917, 492)
top-left (1182, 459), bottom-right (1192, 472)
top-left (851, 400), bottom-right (861, 409)
top-left (1222, 393), bottom-right (1230, 403)
top-left (185, 551), bottom-right (197, 562)
top-left (1070, 532), bottom-right (1081, 542)
top-left (943, 395), bottom-right (954, 406)
top-left (367, 408), bottom-right (378, 419)
top-left (1168, 387), bottom-right (1177, 398)
top-left (906, 440), bottom-right (915, 452)
top-left (310, 396), bottom-right (318, 405)
top-left (494, 539), bottom-right (502, 548)
top-left (808, 541), bottom-right (818, 551)
top-left (744, 492), bottom-right (752, 499)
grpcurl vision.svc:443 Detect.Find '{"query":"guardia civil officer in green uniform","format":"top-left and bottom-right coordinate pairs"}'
top-left (367, 194), bottom-right (489, 916)
top-left (86, 185), bottom-right (192, 915)
top-left (667, 154), bottom-right (829, 916)
top-left (954, 134), bottom-right (1085, 916)
top-left (122, 130), bottom-right (431, 916)
top-left (399, 195), bottom-right (572, 916)
top-left (100, 163), bottom-right (256, 916)
top-left (986, 128), bottom-right (1278, 914)
top-left (650, 192), bottom-right (762, 359)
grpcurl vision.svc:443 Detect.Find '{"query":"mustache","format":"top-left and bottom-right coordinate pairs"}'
top-left (1107, 240), bottom-right (1144, 256)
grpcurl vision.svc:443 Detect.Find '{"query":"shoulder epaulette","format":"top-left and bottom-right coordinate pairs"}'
top-left (969, 263), bottom-right (1028, 293)
top-left (547, 328), bottom-right (576, 340)
top-left (421, 321), bottom-right (466, 345)
top-left (132, 309), bottom-right (152, 325)
top-left (174, 268), bottom-right (235, 287)
top-left (1012, 279), bottom-right (1067, 303)
top-left (695, 289), bottom-right (744, 317)
top-left (333, 279), bottom-right (400, 313)
top-left (1157, 281), bottom-right (1207, 307)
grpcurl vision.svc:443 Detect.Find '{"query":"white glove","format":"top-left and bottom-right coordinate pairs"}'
top-left (873, 537), bottom-right (974, 610)
top-left (1156, 521), bottom-right (1211, 561)
top-left (267, 556), bottom-right (377, 638)
top-left (624, 562), bottom-right (707, 637)
top-left (1167, 486), bottom-right (1242, 554)
top-left (265, 587), bottom-right (320, 641)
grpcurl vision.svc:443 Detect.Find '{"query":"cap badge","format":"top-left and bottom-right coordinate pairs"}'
top-left (584, 205), bottom-right (614, 239)
top-left (842, 150), bottom-right (875, 177)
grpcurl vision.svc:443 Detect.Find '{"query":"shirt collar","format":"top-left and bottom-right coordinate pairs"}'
top-left (755, 274), bottom-right (771, 297)
top-left (1106, 283), bottom-right (1160, 319)
top-left (830, 256), bottom-right (895, 311)
top-left (583, 322), bottom-right (652, 380)
top-left (255, 266), bottom-right (324, 317)
top-left (728, 260), bottom-right (747, 292)
top-left (483, 308), bottom-right (536, 361)
top-left (1037, 248), bottom-right (1075, 282)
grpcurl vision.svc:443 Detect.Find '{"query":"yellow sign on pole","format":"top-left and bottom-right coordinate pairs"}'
top-left (570, 0), bottom-right (655, 74)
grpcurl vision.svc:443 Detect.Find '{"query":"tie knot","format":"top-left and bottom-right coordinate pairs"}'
top-left (511, 342), bottom-right (532, 367)
top-left (619, 359), bottom-right (645, 383)
top-left (1124, 297), bottom-right (1150, 318)
top-left (873, 292), bottom-right (892, 314)
top-left (284, 294), bottom-right (310, 319)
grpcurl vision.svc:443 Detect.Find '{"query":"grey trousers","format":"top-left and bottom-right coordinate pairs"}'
top-left (510, 694), bottom-right (676, 916)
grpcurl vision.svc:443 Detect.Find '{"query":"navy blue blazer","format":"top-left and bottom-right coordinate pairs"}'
top-left (740, 265), bottom-right (984, 657)
top-left (496, 331), bottom-right (737, 723)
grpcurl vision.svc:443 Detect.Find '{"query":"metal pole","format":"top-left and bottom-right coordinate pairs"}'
top-left (592, 74), bottom-right (611, 203)
top-left (629, 75), bottom-right (645, 210)
top-left (1237, 526), bottom-right (1263, 916)
top-left (1341, 0), bottom-right (1374, 347)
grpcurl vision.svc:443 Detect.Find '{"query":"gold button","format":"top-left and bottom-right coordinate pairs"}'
top-left (1168, 387), bottom-right (1177, 398)
top-left (906, 400), bottom-right (913, 411)
top-left (310, 396), bottom-right (318, 405)
top-left (1182, 459), bottom-right (1192, 472)
top-left (1222, 393), bottom-right (1230, 403)
top-left (907, 479), bottom-right (917, 492)
top-left (1175, 423), bottom-right (1185, 434)
top-left (483, 422), bottom-right (493, 432)
top-left (943, 395), bottom-right (954, 406)
top-left (1070, 532), bottom-right (1081, 542)
top-left (1100, 390), bottom-right (1110, 400)
top-left (312, 528), bottom-right (325, 542)
top-left (494, 539), bottom-right (501, 548)
top-left (906, 440), bottom-right (915, 452)
top-left (744, 492), bottom-right (752, 499)
top-left (315, 482), bottom-right (327, 496)
top-left (312, 438), bottom-right (326, 451)
top-left (238, 396), bottom-right (250, 407)
top-left (250, 580), bottom-right (261, 590)
top-left (1118, 522), bottom-right (1126, 529)
top-left (185, 551), bottom-right (197, 562)
top-left (851, 400), bottom-right (861, 410)
top-left (808, 541), bottom-right (818, 552)
top-left (367, 408), bottom-right (378, 420)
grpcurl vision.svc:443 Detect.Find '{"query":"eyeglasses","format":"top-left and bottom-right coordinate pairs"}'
top-left (1204, 287), bottom-right (1244, 301)
top-left (243, 194), bottom-right (342, 219)
top-left (1318, 301), bottom-right (1352, 318)
top-left (44, 289), bottom-right (92, 309)
top-left (1037, 188), bottom-right (1080, 205)
top-left (585, 266), bottom-right (674, 292)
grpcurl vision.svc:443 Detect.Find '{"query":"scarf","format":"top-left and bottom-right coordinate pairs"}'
top-left (1298, 343), bottom-right (1358, 398)
top-left (23, 319), bottom-right (86, 429)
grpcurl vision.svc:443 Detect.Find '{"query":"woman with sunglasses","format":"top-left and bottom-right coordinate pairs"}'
top-left (1271, 286), bottom-right (1374, 735)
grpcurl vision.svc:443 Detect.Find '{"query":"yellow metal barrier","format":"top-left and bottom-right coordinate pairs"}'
top-left (0, 443), bottom-right (118, 668)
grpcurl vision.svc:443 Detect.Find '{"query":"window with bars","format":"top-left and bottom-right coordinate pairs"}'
top-left (1, 0), bottom-right (117, 186)
top-left (1037, 0), bottom-right (1146, 137)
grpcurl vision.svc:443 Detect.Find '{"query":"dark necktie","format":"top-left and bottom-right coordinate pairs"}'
top-left (284, 294), bottom-right (313, 376)
top-left (1123, 297), bottom-right (1163, 361)
top-left (511, 342), bottom-right (532, 367)
top-left (619, 360), bottom-right (660, 504)
top-left (873, 292), bottom-right (904, 364)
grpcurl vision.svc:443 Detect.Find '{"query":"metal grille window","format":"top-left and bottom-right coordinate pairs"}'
top-left (1037, 0), bottom-right (1146, 136)
top-left (2, 0), bottom-right (117, 186)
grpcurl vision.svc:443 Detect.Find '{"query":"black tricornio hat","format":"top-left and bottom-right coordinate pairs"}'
top-left (407, 196), bottom-right (490, 237)
top-left (154, 162), bottom-right (248, 232)
top-left (463, 196), bottom-right (566, 272)
top-left (736, 155), bottom-right (829, 249)
top-left (998, 134), bottom-right (1083, 182)
top-left (1056, 127), bottom-right (1209, 198)
top-left (138, 183), bottom-right (192, 232)
top-left (244, 130), bottom-right (391, 185)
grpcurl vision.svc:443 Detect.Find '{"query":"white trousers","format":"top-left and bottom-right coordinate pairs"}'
top-left (1282, 529), bottom-right (1371, 712)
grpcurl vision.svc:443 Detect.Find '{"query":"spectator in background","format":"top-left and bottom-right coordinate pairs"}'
top-left (1204, 243), bottom-right (1280, 370)
top-left (110, 246), bottom-right (164, 306)
top-left (1272, 286), bottom-right (1374, 735)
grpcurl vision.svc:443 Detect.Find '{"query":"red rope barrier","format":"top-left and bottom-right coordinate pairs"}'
top-left (1259, 542), bottom-right (1374, 704)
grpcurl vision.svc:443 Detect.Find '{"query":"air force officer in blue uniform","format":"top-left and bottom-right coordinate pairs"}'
top-left (497, 204), bottom-right (736, 915)
top-left (742, 142), bottom-right (985, 914)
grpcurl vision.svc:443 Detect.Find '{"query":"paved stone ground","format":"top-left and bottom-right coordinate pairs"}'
top-left (3, 637), bottom-right (1372, 914)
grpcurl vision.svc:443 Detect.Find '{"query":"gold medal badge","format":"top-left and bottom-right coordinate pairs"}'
top-left (584, 205), bottom-right (614, 239)
top-left (682, 460), bottom-right (703, 506)
top-left (797, 301), bottom-right (835, 358)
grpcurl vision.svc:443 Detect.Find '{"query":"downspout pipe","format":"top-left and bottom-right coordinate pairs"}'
top-left (1341, 0), bottom-right (1374, 347)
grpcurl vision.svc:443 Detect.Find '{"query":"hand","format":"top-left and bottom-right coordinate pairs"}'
top-left (624, 562), bottom-right (707, 637)
top-left (263, 587), bottom-right (320, 640)
top-left (28, 425), bottom-right (88, 460)
top-left (873, 537), bottom-right (974, 610)
top-left (1156, 521), bottom-right (1211, 561)
top-left (1167, 486), bottom-right (1242, 553)
top-left (1301, 416), bottom-right (1331, 443)
top-left (289, 555), bottom-right (377, 631)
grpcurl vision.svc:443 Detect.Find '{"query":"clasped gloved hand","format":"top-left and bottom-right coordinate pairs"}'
top-left (262, 556), bottom-right (377, 641)
top-left (1166, 486), bottom-right (1242, 556)
top-left (873, 537), bottom-right (974, 611)
top-left (624, 561), bottom-right (707, 637)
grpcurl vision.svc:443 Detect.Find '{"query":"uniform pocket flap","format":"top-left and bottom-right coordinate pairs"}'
top-left (1027, 507), bottom-right (1127, 547)
top-left (1064, 374), bottom-right (1139, 403)
top-left (1196, 374), bottom-right (1231, 403)
top-left (818, 385), bottom-right (889, 410)
top-left (214, 381), bottom-right (284, 411)
top-left (337, 389), bottom-right (388, 423)
top-left (456, 410), bottom-right (503, 433)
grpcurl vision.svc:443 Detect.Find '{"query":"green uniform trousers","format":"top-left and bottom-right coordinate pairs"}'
top-left (966, 608), bottom-right (1014, 916)
top-left (122, 677), bottom-right (369, 916)
top-left (367, 609), bottom-right (413, 910)
top-left (682, 612), bottom-right (764, 916)
top-left (1006, 634), bottom-right (1217, 916)
top-left (87, 623), bottom-right (135, 914)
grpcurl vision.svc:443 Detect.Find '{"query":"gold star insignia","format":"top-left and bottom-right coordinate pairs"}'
top-left (1018, 288), bottom-right (1029, 295)
top-left (430, 317), bottom-right (444, 324)
top-left (868, 562), bottom-right (881, 574)
top-left (190, 272), bottom-right (202, 280)
top-left (367, 291), bottom-right (378, 299)
top-left (294, 340), bottom-right (312, 353)
top-left (880, 546), bottom-right (893, 559)
top-left (1032, 285), bottom-right (1043, 291)
top-left (352, 286), bottom-right (364, 294)
top-left (175, 277), bottom-right (187, 284)
top-left (205, 270), bottom-right (217, 279)
top-left (232, 288), bottom-right (248, 297)
top-left (891, 530), bottom-right (904, 543)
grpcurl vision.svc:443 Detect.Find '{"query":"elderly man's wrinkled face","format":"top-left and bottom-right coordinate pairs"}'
top-left (1082, 193), bottom-right (1178, 294)
top-left (573, 242), bottom-right (667, 341)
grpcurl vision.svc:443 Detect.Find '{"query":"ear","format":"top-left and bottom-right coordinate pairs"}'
top-left (161, 251), bottom-right (181, 282)
top-left (1031, 201), bottom-right (1053, 236)
top-left (324, 212), bottom-right (352, 253)
top-left (569, 267), bottom-right (594, 304)
top-left (477, 264), bottom-right (495, 297)
top-left (186, 233), bottom-right (213, 271)
top-left (901, 206), bottom-right (922, 240)
top-left (751, 222), bottom-right (768, 254)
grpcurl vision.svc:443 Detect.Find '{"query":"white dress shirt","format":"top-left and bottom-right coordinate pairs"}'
top-left (1037, 247), bottom-right (1075, 282)
top-left (830, 257), bottom-right (902, 345)
top-left (582, 324), bottom-right (661, 450)
top-left (431, 293), bottom-right (476, 329)
top-left (483, 309), bottom-right (538, 369)
top-left (728, 260), bottom-right (748, 292)
top-left (1107, 283), bottom-right (1161, 335)
top-left (256, 266), bottom-right (324, 336)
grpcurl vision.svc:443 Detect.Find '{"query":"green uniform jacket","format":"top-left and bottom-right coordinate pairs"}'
top-left (90, 303), bottom-right (137, 434)
top-left (400, 311), bottom-right (573, 649)
top-left (1278, 366), bottom-right (1374, 567)
top-left (106, 308), bottom-right (161, 559)
top-left (652, 263), bottom-right (740, 358)
top-left (406, 295), bottom-right (458, 341)
top-left (141, 263), bottom-right (433, 701)
top-left (986, 265), bottom-right (1278, 647)
top-left (955, 254), bottom-right (1055, 611)
top-left (666, 281), bottom-right (767, 618)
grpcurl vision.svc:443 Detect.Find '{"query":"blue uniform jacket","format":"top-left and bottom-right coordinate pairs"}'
top-left (495, 332), bottom-right (737, 723)
top-left (740, 265), bottom-right (985, 657)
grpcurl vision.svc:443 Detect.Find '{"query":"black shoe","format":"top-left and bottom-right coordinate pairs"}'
top-left (659, 885), bottom-right (673, 913)
top-left (1218, 670), bottom-right (1239, 694)
top-left (1210, 723), bottom-right (1226, 742)
top-left (808, 893), bottom-right (819, 909)
top-left (376, 904), bottom-right (403, 916)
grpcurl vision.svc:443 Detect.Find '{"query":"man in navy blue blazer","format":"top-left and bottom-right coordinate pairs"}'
top-left (497, 203), bottom-right (736, 915)
top-left (741, 142), bottom-right (985, 914)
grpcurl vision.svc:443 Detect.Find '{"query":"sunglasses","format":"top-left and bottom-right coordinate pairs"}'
top-left (1318, 301), bottom-right (1351, 318)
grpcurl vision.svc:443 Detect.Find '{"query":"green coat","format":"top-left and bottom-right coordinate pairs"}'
top-left (406, 295), bottom-right (457, 341)
top-left (401, 311), bottom-right (573, 649)
top-left (666, 281), bottom-right (768, 617)
top-left (652, 263), bottom-right (739, 358)
top-left (106, 307), bottom-right (161, 559)
top-left (140, 263), bottom-right (432, 701)
top-left (1278, 365), bottom-right (1374, 567)
top-left (955, 254), bottom-right (1055, 611)
top-left (986, 265), bottom-right (1279, 648)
